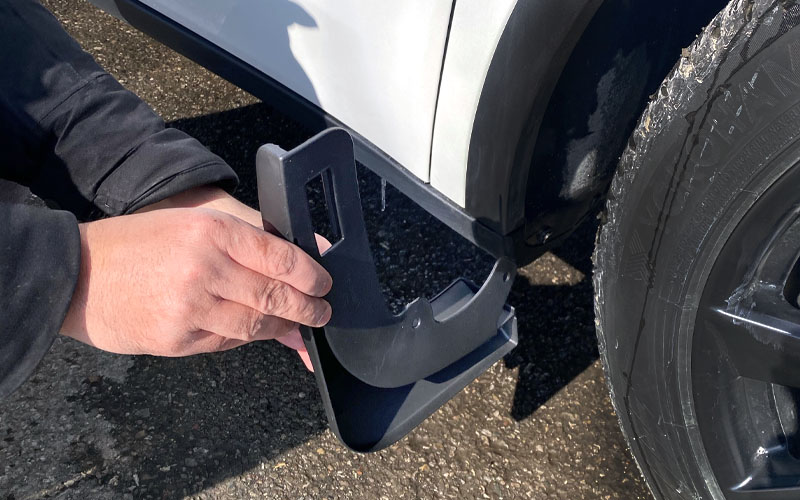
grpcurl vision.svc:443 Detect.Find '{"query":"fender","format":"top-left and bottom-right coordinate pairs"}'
top-left (464, 0), bottom-right (728, 256)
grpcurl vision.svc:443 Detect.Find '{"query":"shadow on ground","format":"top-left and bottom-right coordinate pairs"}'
top-left (170, 102), bottom-right (603, 422)
top-left (1, 104), bottom-right (604, 499)
top-left (67, 103), bottom-right (598, 496)
top-left (77, 342), bottom-right (326, 498)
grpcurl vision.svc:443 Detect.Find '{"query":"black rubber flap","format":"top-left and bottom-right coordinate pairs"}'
top-left (256, 128), bottom-right (518, 452)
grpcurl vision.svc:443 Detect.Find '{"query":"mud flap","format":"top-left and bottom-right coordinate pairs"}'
top-left (256, 128), bottom-right (518, 452)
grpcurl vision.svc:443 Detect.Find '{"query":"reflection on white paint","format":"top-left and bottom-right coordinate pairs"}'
top-left (140, 0), bottom-right (453, 182)
top-left (429, 0), bottom-right (518, 207)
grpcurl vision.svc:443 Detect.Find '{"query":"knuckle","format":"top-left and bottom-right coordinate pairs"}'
top-left (268, 243), bottom-right (297, 278)
top-left (187, 210), bottom-right (227, 245)
top-left (177, 254), bottom-right (209, 289)
top-left (172, 284), bottom-right (213, 328)
top-left (180, 256), bottom-right (204, 282)
top-left (237, 309), bottom-right (262, 339)
top-left (158, 327), bottom-right (191, 355)
top-left (167, 337), bottom-right (189, 355)
top-left (171, 298), bottom-right (195, 323)
top-left (261, 280), bottom-right (289, 314)
top-left (276, 318), bottom-right (296, 335)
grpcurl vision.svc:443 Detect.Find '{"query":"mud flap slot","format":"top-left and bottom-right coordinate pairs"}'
top-left (256, 128), bottom-right (518, 452)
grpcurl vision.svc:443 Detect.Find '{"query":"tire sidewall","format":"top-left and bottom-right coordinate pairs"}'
top-left (596, 3), bottom-right (800, 498)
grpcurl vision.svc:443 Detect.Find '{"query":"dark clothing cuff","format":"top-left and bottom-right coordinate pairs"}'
top-left (0, 203), bottom-right (80, 399)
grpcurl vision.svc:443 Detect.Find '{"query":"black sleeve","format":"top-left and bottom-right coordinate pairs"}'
top-left (0, 0), bottom-right (239, 398)
top-left (0, 0), bottom-right (238, 219)
top-left (0, 203), bottom-right (80, 399)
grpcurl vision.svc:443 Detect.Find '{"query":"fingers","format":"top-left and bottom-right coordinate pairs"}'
top-left (189, 329), bottom-right (315, 372)
top-left (315, 233), bottom-right (332, 254)
top-left (214, 261), bottom-right (332, 327)
top-left (297, 349), bottom-right (314, 371)
top-left (189, 330), bottom-right (249, 354)
top-left (203, 300), bottom-right (299, 341)
top-left (219, 216), bottom-right (332, 297)
top-left (276, 331), bottom-right (315, 372)
top-left (275, 330), bottom-right (305, 350)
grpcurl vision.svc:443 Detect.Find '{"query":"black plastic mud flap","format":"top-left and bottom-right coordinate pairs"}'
top-left (256, 128), bottom-right (518, 452)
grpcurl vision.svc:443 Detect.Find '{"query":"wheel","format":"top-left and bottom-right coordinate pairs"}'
top-left (594, 1), bottom-right (800, 498)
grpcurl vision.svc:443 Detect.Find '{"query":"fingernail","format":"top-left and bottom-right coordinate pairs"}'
top-left (321, 274), bottom-right (333, 296)
top-left (316, 302), bottom-right (332, 327)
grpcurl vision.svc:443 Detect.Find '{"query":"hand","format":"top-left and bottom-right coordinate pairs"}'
top-left (136, 186), bottom-right (331, 370)
top-left (60, 207), bottom-right (332, 361)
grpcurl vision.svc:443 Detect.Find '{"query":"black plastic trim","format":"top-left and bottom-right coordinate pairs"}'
top-left (522, 0), bottom-right (728, 247)
top-left (464, 0), bottom-right (729, 244)
top-left (464, 0), bottom-right (602, 235)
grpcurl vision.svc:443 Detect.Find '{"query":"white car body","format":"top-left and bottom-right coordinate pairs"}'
top-left (95, 0), bottom-right (694, 262)
top-left (136, 0), bottom-right (516, 208)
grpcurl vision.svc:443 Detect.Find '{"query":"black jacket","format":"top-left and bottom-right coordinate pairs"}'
top-left (0, 0), bottom-right (238, 397)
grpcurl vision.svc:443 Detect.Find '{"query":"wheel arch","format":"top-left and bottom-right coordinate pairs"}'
top-left (463, 0), bottom-right (730, 254)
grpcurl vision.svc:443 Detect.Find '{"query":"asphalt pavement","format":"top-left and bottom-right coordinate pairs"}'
top-left (1, 2), bottom-right (651, 498)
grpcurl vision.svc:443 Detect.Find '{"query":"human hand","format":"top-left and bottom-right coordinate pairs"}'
top-left (60, 207), bottom-right (332, 362)
top-left (136, 186), bottom-right (331, 370)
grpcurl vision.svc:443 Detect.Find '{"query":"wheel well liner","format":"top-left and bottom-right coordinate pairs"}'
top-left (464, 0), bottom-right (729, 249)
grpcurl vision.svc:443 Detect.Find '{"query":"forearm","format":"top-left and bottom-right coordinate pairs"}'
top-left (0, 0), bottom-right (238, 220)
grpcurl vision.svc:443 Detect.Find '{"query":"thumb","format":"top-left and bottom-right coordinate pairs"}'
top-left (275, 330), bottom-right (315, 372)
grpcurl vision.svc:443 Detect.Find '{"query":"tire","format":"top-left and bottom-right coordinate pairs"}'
top-left (594, 1), bottom-right (800, 499)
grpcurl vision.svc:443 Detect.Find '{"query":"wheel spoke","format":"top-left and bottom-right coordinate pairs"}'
top-left (727, 485), bottom-right (800, 499)
top-left (725, 446), bottom-right (800, 499)
top-left (703, 289), bottom-right (800, 388)
top-left (728, 487), bottom-right (800, 499)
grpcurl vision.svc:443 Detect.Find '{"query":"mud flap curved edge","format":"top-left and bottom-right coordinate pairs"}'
top-left (256, 128), bottom-right (518, 452)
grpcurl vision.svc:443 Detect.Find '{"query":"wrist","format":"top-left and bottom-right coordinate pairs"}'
top-left (137, 185), bottom-right (267, 230)
top-left (134, 185), bottom-right (229, 213)
top-left (60, 222), bottom-right (92, 340)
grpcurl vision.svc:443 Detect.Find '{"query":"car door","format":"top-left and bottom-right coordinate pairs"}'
top-left (134, 0), bottom-right (454, 182)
